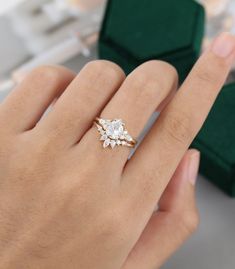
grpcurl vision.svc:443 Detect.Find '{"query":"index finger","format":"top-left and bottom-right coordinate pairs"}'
top-left (122, 33), bottom-right (235, 216)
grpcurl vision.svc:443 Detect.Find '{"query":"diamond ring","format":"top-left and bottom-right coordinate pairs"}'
top-left (94, 117), bottom-right (137, 149)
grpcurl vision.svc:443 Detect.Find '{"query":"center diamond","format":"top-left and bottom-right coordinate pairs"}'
top-left (105, 120), bottom-right (124, 139)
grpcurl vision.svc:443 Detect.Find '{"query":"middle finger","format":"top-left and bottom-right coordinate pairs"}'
top-left (79, 60), bottom-right (178, 171)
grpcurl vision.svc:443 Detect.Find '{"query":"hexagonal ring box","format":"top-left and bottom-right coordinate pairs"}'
top-left (99, 0), bottom-right (205, 82)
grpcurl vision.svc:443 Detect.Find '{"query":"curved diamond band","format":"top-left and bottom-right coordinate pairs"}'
top-left (94, 117), bottom-right (137, 149)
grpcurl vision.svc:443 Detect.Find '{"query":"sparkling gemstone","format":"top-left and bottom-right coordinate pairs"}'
top-left (125, 134), bottom-right (132, 141)
top-left (105, 120), bottom-right (124, 139)
top-left (116, 140), bottom-right (121, 145)
top-left (100, 134), bottom-right (108, 141)
top-left (103, 139), bottom-right (110, 148)
top-left (97, 126), bottom-right (103, 132)
top-left (110, 140), bottom-right (116, 149)
top-left (100, 119), bottom-right (106, 125)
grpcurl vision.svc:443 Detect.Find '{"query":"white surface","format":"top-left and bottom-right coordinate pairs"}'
top-left (0, 28), bottom-right (235, 269)
top-left (0, 16), bottom-right (29, 76)
top-left (0, 0), bottom-right (25, 15)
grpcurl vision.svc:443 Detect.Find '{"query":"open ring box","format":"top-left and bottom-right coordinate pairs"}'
top-left (98, 0), bottom-right (205, 82)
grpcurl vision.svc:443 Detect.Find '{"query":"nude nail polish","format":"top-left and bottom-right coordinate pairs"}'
top-left (211, 32), bottom-right (235, 58)
top-left (68, 0), bottom-right (105, 11)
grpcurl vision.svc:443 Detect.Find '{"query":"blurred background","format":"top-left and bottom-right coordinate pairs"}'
top-left (0, 1), bottom-right (235, 268)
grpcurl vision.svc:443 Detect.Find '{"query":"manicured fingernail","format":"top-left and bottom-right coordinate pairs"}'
top-left (188, 150), bottom-right (200, 185)
top-left (211, 32), bottom-right (235, 58)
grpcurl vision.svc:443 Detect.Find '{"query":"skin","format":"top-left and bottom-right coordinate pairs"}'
top-left (0, 32), bottom-right (234, 269)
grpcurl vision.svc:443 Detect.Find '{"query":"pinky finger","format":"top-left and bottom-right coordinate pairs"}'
top-left (122, 149), bottom-right (200, 269)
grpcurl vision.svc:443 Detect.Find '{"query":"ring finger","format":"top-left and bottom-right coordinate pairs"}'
top-left (80, 60), bottom-right (178, 170)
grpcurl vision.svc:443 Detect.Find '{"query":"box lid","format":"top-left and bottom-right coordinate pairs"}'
top-left (100, 0), bottom-right (205, 61)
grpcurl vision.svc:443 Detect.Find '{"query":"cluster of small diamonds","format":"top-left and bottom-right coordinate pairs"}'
top-left (96, 119), bottom-right (134, 148)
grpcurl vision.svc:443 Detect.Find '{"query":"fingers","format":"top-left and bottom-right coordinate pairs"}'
top-left (36, 60), bottom-right (125, 148)
top-left (122, 33), bottom-right (235, 215)
top-left (101, 61), bottom-right (177, 139)
top-left (122, 150), bottom-right (200, 269)
top-left (0, 66), bottom-right (75, 133)
top-left (82, 60), bottom-right (178, 167)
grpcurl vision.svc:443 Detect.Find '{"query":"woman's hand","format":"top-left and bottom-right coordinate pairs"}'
top-left (0, 33), bottom-right (234, 269)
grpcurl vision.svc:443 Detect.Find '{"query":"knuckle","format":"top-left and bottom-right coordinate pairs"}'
top-left (148, 60), bottom-right (178, 79)
top-left (194, 65), bottom-right (222, 86)
top-left (84, 60), bottom-right (125, 81)
top-left (129, 71), bottom-right (159, 103)
top-left (161, 61), bottom-right (178, 77)
top-left (164, 63), bottom-right (179, 87)
top-left (164, 110), bottom-right (193, 145)
top-left (131, 61), bottom-right (178, 103)
top-left (138, 60), bottom-right (178, 87)
top-left (30, 65), bottom-right (65, 84)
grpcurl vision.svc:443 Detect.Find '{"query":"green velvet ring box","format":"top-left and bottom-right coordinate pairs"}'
top-left (192, 83), bottom-right (235, 197)
top-left (98, 0), bottom-right (205, 82)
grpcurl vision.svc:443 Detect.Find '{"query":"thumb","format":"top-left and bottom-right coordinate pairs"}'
top-left (122, 149), bottom-right (200, 269)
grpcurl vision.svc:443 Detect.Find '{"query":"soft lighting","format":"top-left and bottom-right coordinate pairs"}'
top-left (0, 0), bottom-right (25, 15)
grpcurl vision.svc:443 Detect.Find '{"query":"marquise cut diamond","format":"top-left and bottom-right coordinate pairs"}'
top-left (103, 139), bottom-right (110, 148)
top-left (110, 140), bottom-right (116, 149)
top-left (100, 134), bottom-right (108, 141)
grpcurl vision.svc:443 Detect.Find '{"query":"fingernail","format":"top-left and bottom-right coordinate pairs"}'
top-left (188, 150), bottom-right (200, 185)
top-left (211, 32), bottom-right (235, 58)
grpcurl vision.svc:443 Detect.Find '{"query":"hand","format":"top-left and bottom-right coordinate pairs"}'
top-left (0, 32), bottom-right (234, 269)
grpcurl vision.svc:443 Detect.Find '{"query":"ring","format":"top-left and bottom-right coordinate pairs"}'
top-left (94, 117), bottom-right (137, 149)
